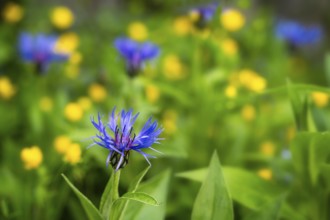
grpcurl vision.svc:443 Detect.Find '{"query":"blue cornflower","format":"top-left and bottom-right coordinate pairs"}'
top-left (90, 108), bottom-right (163, 171)
top-left (190, 3), bottom-right (219, 29)
top-left (275, 19), bottom-right (323, 47)
top-left (18, 32), bottom-right (69, 73)
top-left (114, 37), bottom-right (159, 77)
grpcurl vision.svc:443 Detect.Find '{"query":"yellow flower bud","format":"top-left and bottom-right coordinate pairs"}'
top-left (260, 141), bottom-right (275, 156)
top-left (2, 2), bottom-right (23, 23)
top-left (220, 38), bottom-right (238, 56)
top-left (163, 54), bottom-right (185, 80)
top-left (0, 77), bottom-right (15, 100)
top-left (257, 169), bottom-right (272, 180)
top-left (221, 9), bottom-right (245, 32)
top-left (39, 96), bottom-right (53, 112)
top-left (55, 32), bottom-right (79, 54)
top-left (88, 83), bottom-right (107, 103)
top-left (225, 85), bottom-right (237, 98)
top-left (21, 146), bottom-right (43, 170)
top-left (64, 102), bottom-right (83, 122)
top-left (241, 104), bottom-right (256, 121)
top-left (77, 97), bottom-right (92, 111)
top-left (145, 84), bottom-right (160, 103)
top-left (173, 16), bottom-right (192, 36)
top-left (54, 135), bottom-right (72, 154)
top-left (311, 92), bottom-right (329, 108)
top-left (51, 6), bottom-right (74, 29)
top-left (64, 143), bottom-right (81, 165)
top-left (127, 22), bottom-right (148, 41)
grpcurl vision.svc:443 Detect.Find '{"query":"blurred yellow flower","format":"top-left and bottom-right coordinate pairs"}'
top-left (221, 9), bottom-right (245, 32)
top-left (286, 126), bottom-right (296, 142)
top-left (39, 96), bottom-right (53, 112)
top-left (0, 77), bottom-right (15, 100)
top-left (65, 64), bottom-right (80, 79)
top-left (311, 92), bottom-right (329, 108)
top-left (145, 84), bottom-right (160, 103)
top-left (88, 83), bottom-right (107, 103)
top-left (64, 143), bottom-right (81, 165)
top-left (64, 102), bottom-right (83, 122)
top-left (260, 141), bottom-right (275, 156)
top-left (54, 135), bottom-right (71, 154)
top-left (189, 10), bottom-right (200, 22)
top-left (51, 6), bottom-right (74, 29)
top-left (20, 146), bottom-right (43, 170)
top-left (2, 2), bottom-right (23, 23)
top-left (55, 32), bottom-right (79, 54)
top-left (257, 168), bottom-right (272, 180)
top-left (128, 22), bottom-right (148, 41)
top-left (238, 69), bottom-right (266, 93)
top-left (69, 52), bottom-right (82, 65)
top-left (163, 54), bottom-right (185, 80)
top-left (173, 16), bottom-right (192, 36)
top-left (220, 38), bottom-right (238, 56)
top-left (225, 85), bottom-right (237, 98)
top-left (77, 96), bottom-right (92, 111)
top-left (241, 104), bottom-right (256, 121)
top-left (162, 110), bottom-right (178, 135)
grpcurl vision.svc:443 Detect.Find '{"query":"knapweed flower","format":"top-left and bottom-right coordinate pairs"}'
top-left (90, 108), bottom-right (163, 171)
top-left (18, 33), bottom-right (69, 73)
top-left (114, 37), bottom-right (159, 77)
top-left (189, 3), bottom-right (218, 29)
top-left (20, 146), bottom-right (43, 170)
top-left (275, 19), bottom-right (323, 47)
top-left (51, 6), bottom-right (74, 29)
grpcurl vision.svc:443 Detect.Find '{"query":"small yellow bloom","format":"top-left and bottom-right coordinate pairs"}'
top-left (39, 96), bottom-right (53, 112)
top-left (311, 92), bottom-right (329, 108)
top-left (51, 6), bottom-right (74, 29)
top-left (64, 143), bottom-right (81, 165)
top-left (189, 10), bottom-right (200, 22)
top-left (260, 141), bottom-right (275, 156)
top-left (127, 22), bottom-right (148, 41)
top-left (2, 2), bottom-right (23, 23)
top-left (163, 54), bottom-right (185, 80)
top-left (257, 169), bottom-right (272, 180)
top-left (54, 135), bottom-right (72, 154)
top-left (162, 110), bottom-right (177, 135)
top-left (64, 102), bottom-right (83, 122)
top-left (55, 32), bottom-right (79, 54)
top-left (238, 69), bottom-right (267, 93)
top-left (0, 77), bottom-right (15, 100)
top-left (220, 38), bottom-right (238, 56)
top-left (241, 104), bottom-right (256, 121)
top-left (20, 146), bottom-right (43, 170)
top-left (145, 84), bottom-right (160, 103)
top-left (225, 85), bottom-right (237, 98)
top-left (173, 16), bottom-right (192, 36)
top-left (77, 97), bottom-right (92, 111)
top-left (88, 83), bottom-right (107, 103)
top-left (65, 64), bottom-right (80, 79)
top-left (221, 9), bottom-right (245, 32)
top-left (69, 52), bottom-right (82, 65)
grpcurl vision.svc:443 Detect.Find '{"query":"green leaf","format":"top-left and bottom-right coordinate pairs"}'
top-left (177, 167), bottom-right (283, 211)
top-left (128, 166), bottom-right (151, 192)
top-left (61, 174), bottom-right (103, 220)
top-left (244, 195), bottom-right (285, 220)
top-left (115, 192), bottom-right (159, 206)
top-left (191, 152), bottom-right (234, 220)
top-left (122, 169), bottom-right (171, 220)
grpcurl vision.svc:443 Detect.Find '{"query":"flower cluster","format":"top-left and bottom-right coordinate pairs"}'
top-left (18, 33), bottom-right (69, 73)
top-left (275, 19), bottom-right (323, 47)
top-left (91, 108), bottom-right (163, 171)
top-left (114, 37), bottom-right (159, 77)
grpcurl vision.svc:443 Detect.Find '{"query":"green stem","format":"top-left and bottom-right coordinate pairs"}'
top-left (111, 170), bottom-right (121, 202)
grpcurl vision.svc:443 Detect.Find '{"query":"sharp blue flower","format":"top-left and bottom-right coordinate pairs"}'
top-left (18, 32), bottom-right (69, 73)
top-left (275, 19), bottom-right (323, 47)
top-left (90, 107), bottom-right (163, 171)
top-left (114, 37), bottom-right (159, 77)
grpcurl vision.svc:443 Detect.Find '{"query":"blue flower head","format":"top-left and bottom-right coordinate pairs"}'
top-left (275, 19), bottom-right (323, 47)
top-left (190, 3), bottom-right (219, 29)
top-left (114, 37), bottom-right (159, 77)
top-left (91, 108), bottom-right (163, 171)
top-left (18, 32), bottom-right (69, 73)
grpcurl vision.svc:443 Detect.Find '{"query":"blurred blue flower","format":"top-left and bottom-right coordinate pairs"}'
top-left (91, 107), bottom-right (163, 171)
top-left (190, 3), bottom-right (219, 29)
top-left (114, 37), bottom-right (159, 77)
top-left (18, 33), bottom-right (69, 73)
top-left (275, 19), bottom-right (323, 47)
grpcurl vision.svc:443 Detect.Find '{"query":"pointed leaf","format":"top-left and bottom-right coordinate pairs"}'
top-left (128, 166), bottom-right (151, 192)
top-left (192, 152), bottom-right (234, 220)
top-left (61, 174), bottom-right (103, 220)
top-left (116, 192), bottom-right (159, 206)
